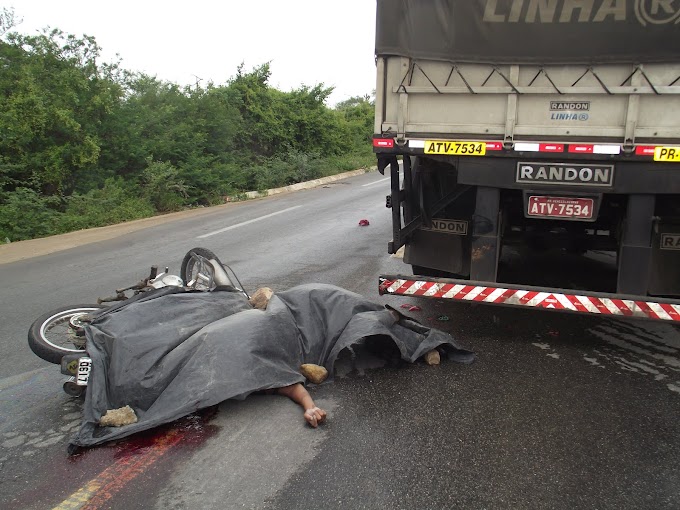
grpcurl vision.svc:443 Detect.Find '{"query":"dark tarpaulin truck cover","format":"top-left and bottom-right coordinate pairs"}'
top-left (70, 284), bottom-right (474, 449)
top-left (375, 0), bottom-right (680, 64)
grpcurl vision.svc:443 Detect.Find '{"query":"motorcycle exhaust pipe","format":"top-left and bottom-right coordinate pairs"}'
top-left (63, 377), bottom-right (85, 397)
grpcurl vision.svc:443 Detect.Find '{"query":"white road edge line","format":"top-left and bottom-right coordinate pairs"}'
top-left (198, 206), bottom-right (303, 239)
top-left (361, 177), bottom-right (390, 188)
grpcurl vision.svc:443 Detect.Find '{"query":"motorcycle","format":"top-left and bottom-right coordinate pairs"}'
top-left (27, 248), bottom-right (249, 397)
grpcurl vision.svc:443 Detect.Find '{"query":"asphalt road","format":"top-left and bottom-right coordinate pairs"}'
top-left (1, 170), bottom-right (679, 509)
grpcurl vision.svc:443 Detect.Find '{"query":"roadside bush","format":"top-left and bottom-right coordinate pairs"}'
top-left (0, 188), bottom-right (61, 242)
top-left (57, 178), bottom-right (154, 232)
top-left (249, 160), bottom-right (283, 192)
top-left (324, 151), bottom-right (375, 174)
top-left (0, 27), bottom-right (377, 241)
top-left (283, 148), bottom-right (324, 184)
top-left (178, 159), bottom-right (242, 206)
top-left (139, 160), bottom-right (189, 213)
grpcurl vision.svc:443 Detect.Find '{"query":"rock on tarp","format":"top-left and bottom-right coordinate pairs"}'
top-left (70, 283), bottom-right (474, 449)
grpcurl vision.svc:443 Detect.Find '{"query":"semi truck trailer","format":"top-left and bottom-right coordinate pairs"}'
top-left (374, 0), bottom-right (680, 322)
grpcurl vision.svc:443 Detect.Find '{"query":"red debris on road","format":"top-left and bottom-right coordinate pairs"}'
top-left (400, 304), bottom-right (422, 312)
top-left (358, 219), bottom-right (370, 226)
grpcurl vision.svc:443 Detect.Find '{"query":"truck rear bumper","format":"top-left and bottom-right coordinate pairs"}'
top-left (379, 275), bottom-right (680, 323)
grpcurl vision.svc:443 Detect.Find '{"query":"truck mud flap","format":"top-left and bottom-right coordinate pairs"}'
top-left (648, 223), bottom-right (680, 297)
top-left (384, 155), bottom-right (472, 255)
top-left (379, 275), bottom-right (680, 323)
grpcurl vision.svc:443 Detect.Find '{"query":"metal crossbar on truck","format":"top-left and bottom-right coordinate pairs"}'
top-left (373, 0), bottom-right (680, 322)
top-left (379, 277), bottom-right (680, 323)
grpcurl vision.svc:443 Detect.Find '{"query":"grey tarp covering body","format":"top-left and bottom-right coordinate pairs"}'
top-left (71, 284), bottom-right (473, 448)
top-left (376, 0), bottom-right (680, 64)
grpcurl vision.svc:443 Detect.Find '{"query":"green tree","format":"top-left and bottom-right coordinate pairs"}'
top-left (139, 160), bottom-right (189, 212)
top-left (0, 188), bottom-right (60, 241)
top-left (58, 178), bottom-right (154, 232)
top-left (0, 7), bottom-right (18, 36)
top-left (0, 22), bottom-right (375, 241)
top-left (278, 84), bottom-right (351, 155)
top-left (335, 94), bottom-right (375, 149)
top-left (228, 62), bottom-right (285, 159)
top-left (0, 29), bottom-right (122, 195)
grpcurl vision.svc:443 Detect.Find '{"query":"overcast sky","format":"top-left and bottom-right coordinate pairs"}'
top-left (8, 0), bottom-right (378, 105)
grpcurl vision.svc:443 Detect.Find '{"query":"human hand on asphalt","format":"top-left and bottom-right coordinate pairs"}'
top-left (304, 406), bottom-right (327, 428)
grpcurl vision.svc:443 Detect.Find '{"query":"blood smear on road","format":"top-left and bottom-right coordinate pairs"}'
top-left (52, 428), bottom-right (185, 510)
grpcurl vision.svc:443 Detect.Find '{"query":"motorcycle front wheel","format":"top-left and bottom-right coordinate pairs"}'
top-left (181, 247), bottom-right (220, 290)
top-left (28, 304), bottom-right (104, 364)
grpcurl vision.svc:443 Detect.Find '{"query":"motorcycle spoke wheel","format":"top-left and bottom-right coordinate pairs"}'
top-left (181, 247), bottom-right (219, 290)
top-left (28, 305), bottom-right (104, 364)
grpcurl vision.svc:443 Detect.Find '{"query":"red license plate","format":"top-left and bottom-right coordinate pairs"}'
top-left (527, 196), bottom-right (594, 219)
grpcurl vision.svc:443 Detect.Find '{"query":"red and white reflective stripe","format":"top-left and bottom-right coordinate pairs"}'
top-left (567, 144), bottom-right (621, 155)
top-left (399, 139), bottom-right (679, 158)
top-left (406, 140), bottom-right (624, 155)
top-left (567, 144), bottom-right (593, 154)
top-left (635, 146), bottom-right (656, 156)
top-left (514, 142), bottom-right (566, 153)
top-left (539, 143), bottom-right (564, 152)
top-left (373, 138), bottom-right (394, 148)
top-left (513, 142), bottom-right (620, 155)
top-left (379, 278), bottom-right (680, 322)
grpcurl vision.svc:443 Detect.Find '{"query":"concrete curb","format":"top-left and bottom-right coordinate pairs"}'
top-left (0, 167), bottom-right (375, 265)
top-left (243, 168), bottom-right (369, 199)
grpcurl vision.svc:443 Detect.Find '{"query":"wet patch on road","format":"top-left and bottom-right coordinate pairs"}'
top-left (586, 320), bottom-right (680, 395)
top-left (531, 342), bottom-right (561, 359)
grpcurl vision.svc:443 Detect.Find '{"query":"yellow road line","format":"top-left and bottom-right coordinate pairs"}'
top-left (53, 429), bottom-right (184, 510)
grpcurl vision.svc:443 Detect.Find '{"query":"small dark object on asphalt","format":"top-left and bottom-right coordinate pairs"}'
top-left (437, 315), bottom-right (450, 321)
top-left (358, 219), bottom-right (370, 226)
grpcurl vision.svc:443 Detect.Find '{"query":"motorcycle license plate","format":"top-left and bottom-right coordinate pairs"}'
top-left (527, 196), bottom-right (594, 219)
top-left (76, 357), bottom-right (92, 386)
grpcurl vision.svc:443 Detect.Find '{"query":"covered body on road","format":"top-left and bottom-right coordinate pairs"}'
top-left (71, 284), bottom-right (473, 448)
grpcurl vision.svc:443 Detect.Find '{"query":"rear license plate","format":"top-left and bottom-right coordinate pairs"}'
top-left (527, 196), bottom-right (594, 219)
top-left (76, 357), bottom-right (92, 386)
top-left (425, 141), bottom-right (486, 156)
top-left (654, 147), bottom-right (680, 162)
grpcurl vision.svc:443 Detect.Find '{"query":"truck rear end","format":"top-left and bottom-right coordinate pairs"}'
top-left (374, 0), bottom-right (680, 322)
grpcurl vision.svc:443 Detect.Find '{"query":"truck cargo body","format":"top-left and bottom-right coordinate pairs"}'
top-left (374, 0), bottom-right (680, 321)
